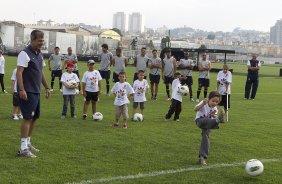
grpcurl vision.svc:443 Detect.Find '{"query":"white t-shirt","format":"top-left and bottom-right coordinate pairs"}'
top-left (198, 60), bottom-right (211, 79)
top-left (217, 71), bottom-right (232, 95)
top-left (171, 78), bottom-right (183, 102)
top-left (0, 55), bottom-right (5, 74)
top-left (179, 59), bottom-right (193, 77)
top-left (111, 82), bottom-right (134, 106)
top-left (133, 79), bottom-right (149, 102)
top-left (81, 70), bottom-right (102, 92)
top-left (11, 68), bottom-right (17, 93)
top-left (195, 100), bottom-right (218, 120)
top-left (61, 72), bottom-right (80, 95)
top-left (17, 51), bottom-right (46, 68)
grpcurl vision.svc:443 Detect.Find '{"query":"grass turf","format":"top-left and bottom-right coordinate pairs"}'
top-left (0, 56), bottom-right (282, 184)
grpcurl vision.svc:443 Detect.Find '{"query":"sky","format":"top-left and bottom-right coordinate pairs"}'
top-left (1, 0), bottom-right (282, 32)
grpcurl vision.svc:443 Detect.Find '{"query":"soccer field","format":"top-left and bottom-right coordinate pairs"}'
top-left (0, 56), bottom-right (282, 184)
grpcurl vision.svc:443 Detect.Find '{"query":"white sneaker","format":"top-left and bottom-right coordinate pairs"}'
top-left (13, 115), bottom-right (19, 120)
top-left (28, 144), bottom-right (40, 152)
top-left (167, 98), bottom-right (171, 101)
top-left (190, 98), bottom-right (195, 102)
top-left (18, 149), bottom-right (37, 158)
top-left (196, 99), bottom-right (200, 103)
top-left (60, 89), bottom-right (63, 93)
top-left (18, 114), bottom-right (23, 119)
top-left (3, 90), bottom-right (8, 94)
top-left (50, 89), bottom-right (54, 92)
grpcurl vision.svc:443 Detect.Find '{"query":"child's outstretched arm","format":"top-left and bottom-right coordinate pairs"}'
top-left (194, 98), bottom-right (208, 111)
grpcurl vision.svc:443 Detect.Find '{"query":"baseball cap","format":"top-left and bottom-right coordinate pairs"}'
top-left (88, 60), bottom-right (95, 65)
top-left (66, 62), bottom-right (75, 68)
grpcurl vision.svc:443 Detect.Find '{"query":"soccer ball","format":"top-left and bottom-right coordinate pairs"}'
top-left (245, 159), bottom-right (264, 176)
top-left (66, 79), bottom-right (77, 87)
top-left (133, 113), bottom-right (143, 122)
top-left (93, 112), bottom-right (103, 121)
top-left (179, 85), bottom-right (189, 95)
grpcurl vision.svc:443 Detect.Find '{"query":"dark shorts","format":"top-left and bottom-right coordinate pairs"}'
top-left (133, 102), bottom-right (145, 109)
top-left (73, 70), bottom-right (80, 79)
top-left (181, 76), bottom-right (193, 86)
top-left (19, 93), bottom-right (40, 120)
top-left (219, 94), bottom-right (230, 109)
top-left (164, 76), bottom-right (174, 84)
top-left (13, 92), bottom-right (20, 106)
top-left (149, 74), bottom-right (160, 84)
top-left (133, 73), bottom-right (147, 82)
top-left (112, 72), bottom-right (119, 83)
top-left (85, 91), bottom-right (98, 102)
top-left (99, 70), bottom-right (110, 80)
top-left (51, 70), bottom-right (62, 78)
top-left (198, 78), bottom-right (210, 88)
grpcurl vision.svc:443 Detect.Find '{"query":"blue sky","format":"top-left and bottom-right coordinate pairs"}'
top-left (2, 0), bottom-right (282, 32)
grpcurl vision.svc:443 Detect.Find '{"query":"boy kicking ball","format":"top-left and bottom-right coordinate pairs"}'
top-left (194, 91), bottom-right (226, 166)
top-left (111, 72), bottom-right (134, 129)
top-left (132, 70), bottom-right (149, 121)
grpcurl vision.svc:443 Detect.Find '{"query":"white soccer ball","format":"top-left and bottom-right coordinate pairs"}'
top-left (66, 79), bottom-right (77, 87)
top-left (245, 159), bottom-right (264, 176)
top-left (133, 113), bottom-right (143, 122)
top-left (179, 85), bottom-right (189, 95)
top-left (93, 112), bottom-right (103, 121)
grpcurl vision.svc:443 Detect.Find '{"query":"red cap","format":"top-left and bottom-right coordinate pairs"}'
top-left (66, 62), bottom-right (74, 68)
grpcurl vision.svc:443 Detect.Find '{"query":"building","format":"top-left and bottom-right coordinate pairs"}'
top-left (270, 19), bottom-right (282, 48)
top-left (128, 12), bottom-right (144, 33)
top-left (113, 12), bottom-right (127, 33)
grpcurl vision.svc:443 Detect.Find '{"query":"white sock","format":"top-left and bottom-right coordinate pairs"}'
top-left (20, 138), bottom-right (28, 150)
top-left (27, 137), bottom-right (31, 145)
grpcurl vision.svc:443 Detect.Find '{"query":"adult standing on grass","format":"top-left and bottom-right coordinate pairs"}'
top-left (244, 54), bottom-right (261, 100)
top-left (16, 30), bottom-right (51, 158)
top-left (196, 53), bottom-right (211, 102)
top-left (0, 49), bottom-right (8, 93)
top-left (99, 44), bottom-right (113, 96)
top-left (148, 49), bottom-right (162, 100)
top-left (48, 46), bottom-right (63, 92)
top-left (133, 47), bottom-right (149, 81)
top-left (162, 49), bottom-right (177, 101)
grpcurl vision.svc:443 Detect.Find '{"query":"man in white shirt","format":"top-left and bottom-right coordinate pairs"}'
top-left (178, 51), bottom-right (194, 102)
top-left (0, 50), bottom-right (8, 93)
top-left (196, 53), bottom-right (211, 102)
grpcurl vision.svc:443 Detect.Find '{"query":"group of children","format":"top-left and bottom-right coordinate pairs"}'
top-left (10, 46), bottom-right (232, 165)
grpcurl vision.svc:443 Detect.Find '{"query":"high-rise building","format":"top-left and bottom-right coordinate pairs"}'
top-left (270, 19), bottom-right (282, 48)
top-left (128, 12), bottom-right (144, 33)
top-left (113, 12), bottom-right (127, 33)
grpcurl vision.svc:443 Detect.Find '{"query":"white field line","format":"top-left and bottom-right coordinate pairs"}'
top-left (67, 158), bottom-right (282, 184)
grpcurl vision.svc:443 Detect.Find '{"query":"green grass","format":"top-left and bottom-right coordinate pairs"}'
top-left (0, 56), bottom-right (282, 184)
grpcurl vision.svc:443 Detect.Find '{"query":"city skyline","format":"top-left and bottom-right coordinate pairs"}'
top-left (1, 0), bottom-right (282, 32)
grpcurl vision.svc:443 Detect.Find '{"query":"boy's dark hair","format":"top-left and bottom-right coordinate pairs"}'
top-left (119, 71), bottom-right (126, 76)
top-left (54, 46), bottom-right (60, 50)
top-left (208, 91), bottom-right (221, 99)
top-left (165, 49), bottom-right (171, 53)
top-left (152, 49), bottom-right (157, 52)
top-left (102, 44), bottom-right (108, 49)
top-left (116, 47), bottom-right (122, 52)
top-left (141, 47), bottom-right (147, 50)
top-left (174, 72), bottom-right (181, 77)
top-left (138, 70), bottom-right (144, 74)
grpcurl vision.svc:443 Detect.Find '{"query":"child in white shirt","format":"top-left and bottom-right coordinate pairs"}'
top-left (111, 72), bottom-right (134, 129)
top-left (132, 70), bottom-right (149, 120)
top-left (217, 64), bottom-right (232, 112)
top-left (194, 91), bottom-right (226, 166)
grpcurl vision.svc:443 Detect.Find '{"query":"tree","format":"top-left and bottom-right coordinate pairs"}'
top-left (199, 44), bottom-right (207, 50)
